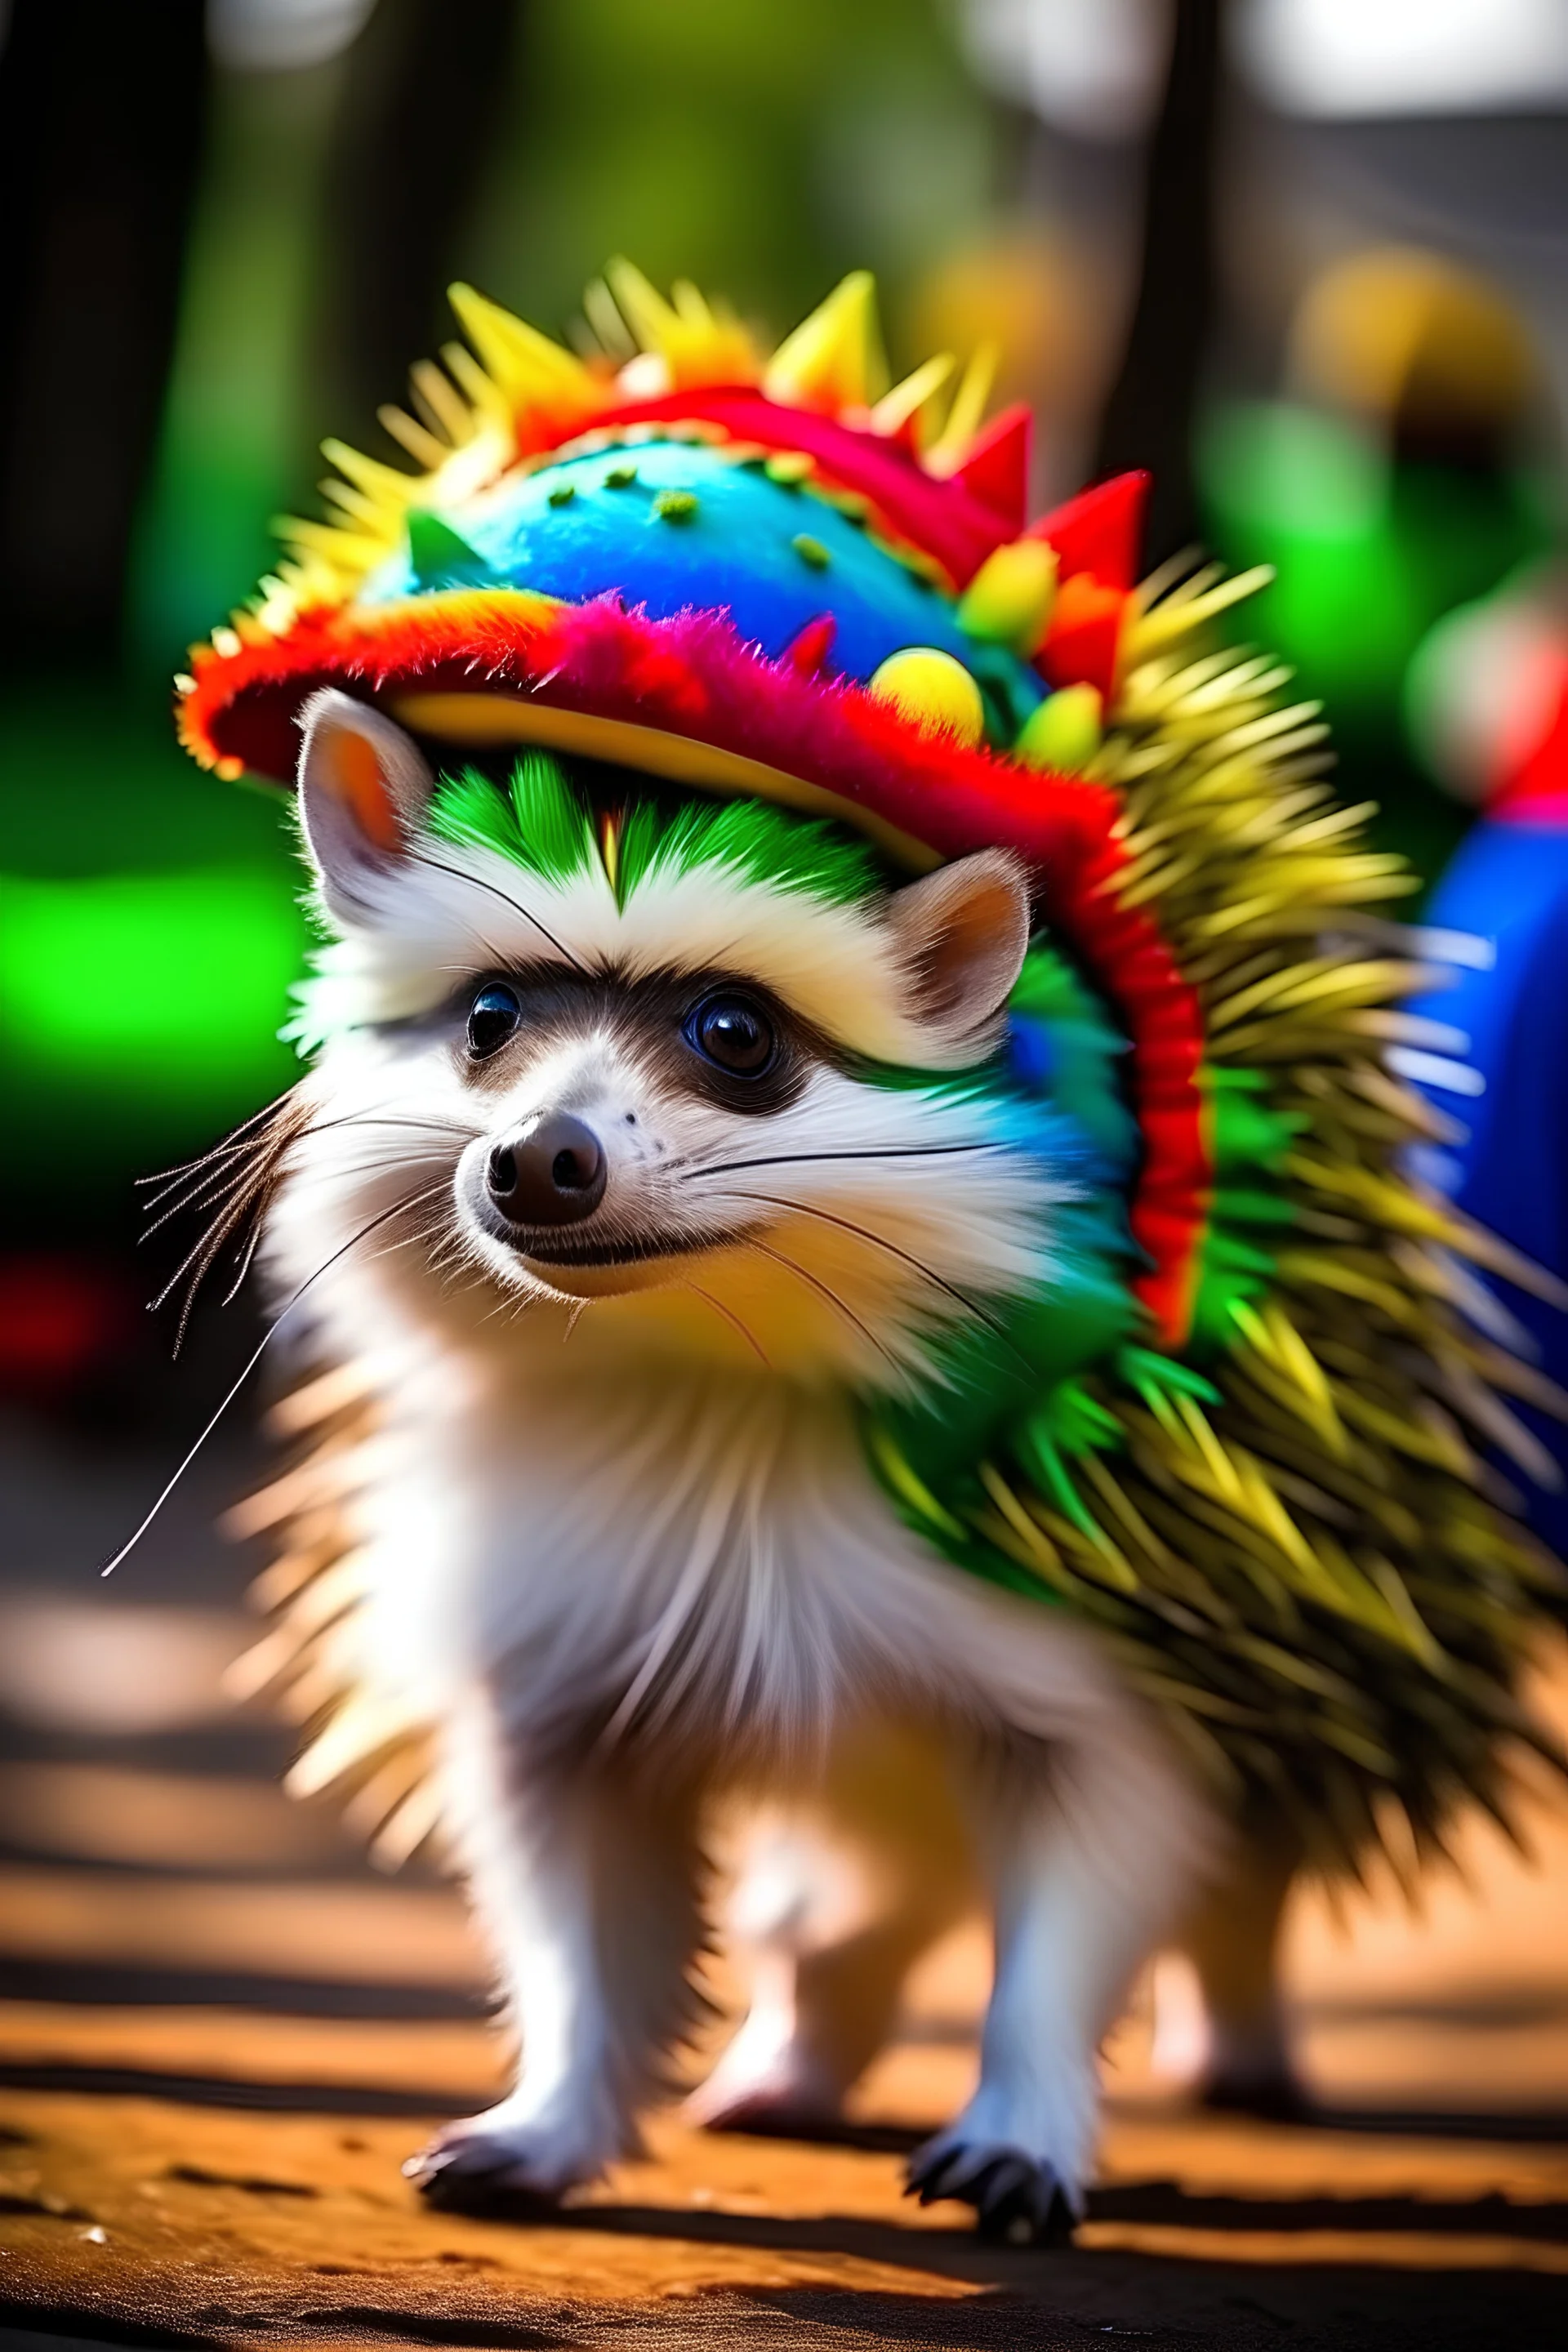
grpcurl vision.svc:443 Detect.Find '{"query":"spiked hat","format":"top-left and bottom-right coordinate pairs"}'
top-left (177, 265), bottom-right (1269, 1345)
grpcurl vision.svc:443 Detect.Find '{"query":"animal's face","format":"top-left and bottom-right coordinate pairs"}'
top-left (270, 691), bottom-right (1069, 1387)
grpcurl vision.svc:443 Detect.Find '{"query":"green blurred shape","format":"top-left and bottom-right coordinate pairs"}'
top-left (1199, 397), bottom-right (1549, 891)
top-left (465, 0), bottom-right (996, 368)
top-left (127, 61), bottom-right (345, 674)
top-left (1199, 401), bottom-right (1545, 742)
top-left (0, 866), bottom-right (304, 1104)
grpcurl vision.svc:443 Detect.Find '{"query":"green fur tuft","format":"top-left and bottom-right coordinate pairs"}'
top-left (427, 754), bottom-right (597, 885)
top-left (613, 791), bottom-right (880, 909)
top-left (426, 751), bottom-right (881, 911)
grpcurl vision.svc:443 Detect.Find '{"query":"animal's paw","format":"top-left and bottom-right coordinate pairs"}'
top-left (684, 2036), bottom-right (846, 2140)
top-left (402, 2105), bottom-right (606, 2216)
top-left (906, 2131), bottom-right (1077, 2246)
top-left (1198, 2060), bottom-right (1311, 2123)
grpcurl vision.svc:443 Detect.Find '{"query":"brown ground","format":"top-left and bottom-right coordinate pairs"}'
top-left (2, 1415), bottom-right (1567, 2348)
top-left (5, 1796), bottom-right (1568, 2352)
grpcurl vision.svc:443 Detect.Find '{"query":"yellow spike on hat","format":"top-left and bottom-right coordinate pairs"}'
top-left (582, 275), bottom-right (636, 360)
top-left (605, 256), bottom-right (760, 390)
top-left (448, 281), bottom-right (595, 409)
top-left (670, 277), bottom-right (711, 327)
top-left (871, 350), bottom-right (956, 445)
top-left (320, 438), bottom-right (419, 510)
top-left (440, 340), bottom-right (515, 431)
top-left (377, 403), bottom-right (448, 470)
top-left (764, 270), bottom-right (889, 414)
top-left (605, 255), bottom-right (680, 351)
top-left (408, 357), bottom-right (474, 448)
top-left (958, 538), bottom-right (1059, 657)
top-left (925, 341), bottom-right (997, 476)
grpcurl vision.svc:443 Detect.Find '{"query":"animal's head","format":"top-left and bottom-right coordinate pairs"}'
top-left (182, 267), bottom-right (1187, 1382)
top-left (274, 689), bottom-right (1085, 1388)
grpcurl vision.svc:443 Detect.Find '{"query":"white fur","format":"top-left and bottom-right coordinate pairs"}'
top-left (263, 788), bottom-right (1214, 2216)
top-left (291, 832), bottom-right (994, 1069)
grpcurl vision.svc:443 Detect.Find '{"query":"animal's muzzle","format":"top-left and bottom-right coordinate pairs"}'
top-left (486, 1115), bottom-right (607, 1227)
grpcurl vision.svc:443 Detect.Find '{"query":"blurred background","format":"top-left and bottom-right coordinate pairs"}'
top-left (3, 0), bottom-right (1568, 2172)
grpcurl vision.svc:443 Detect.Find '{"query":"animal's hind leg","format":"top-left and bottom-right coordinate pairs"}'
top-left (1155, 1820), bottom-right (1304, 2116)
top-left (691, 1724), bottom-right (973, 2133)
top-left (408, 1702), bottom-right (705, 2210)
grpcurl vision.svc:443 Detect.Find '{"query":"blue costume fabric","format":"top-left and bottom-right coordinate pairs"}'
top-left (1409, 816), bottom-right (1568, 1552)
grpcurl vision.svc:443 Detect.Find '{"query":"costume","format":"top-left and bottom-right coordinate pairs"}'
top-left (1406, 654), bottom-right (1568, 1556)
top-left (180, 265), bottom-right (1563, 1873)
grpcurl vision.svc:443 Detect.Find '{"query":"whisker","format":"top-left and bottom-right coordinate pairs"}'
top-left (101, 1178), bottom-right (449, 1579)
top-left (219, 1214), bottom-right (268, 1308)
top-left (153, 1188), bottom-right (268, 1318)
top-left (412, 849), bottom-right (589, 973)
top-left (742, 1237), bottom-right (901, 1376)
top-left (161, 1143), bottom-right (461, 1330)
top-left (139, 1140), bottom-right (261, 1214)
top-left (141, 1108), bottom-right (476, 1330)
top-left (133, 1095), bottom-right (292, 1188)
top-left (718, 1187), bottom-right (1025, 1357)
top-left (142, 1162), bottom-right (256, 1238)
top-left (142, 1106), bottom-right (474, 1214)
top-left (150, 1125), bottom-right (301, 1298)
top-left (684, 1281), bottom-right (771, 1368)
top-left (680, 1142), bottom-right (1006, 1184)
top-left (138, 1105), bottom-right (310, 1215)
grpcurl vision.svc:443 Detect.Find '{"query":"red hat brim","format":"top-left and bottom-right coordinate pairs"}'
top-left (179, 589), bottom-right (1209, 1346)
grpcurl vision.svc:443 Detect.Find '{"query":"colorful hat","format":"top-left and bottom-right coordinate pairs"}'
top-left (176, 265), bottom-right (1273, 1348)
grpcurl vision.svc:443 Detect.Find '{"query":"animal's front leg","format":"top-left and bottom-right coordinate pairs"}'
top-left (408, 1731), bottom-right (703, 2212)
top-left (907, 1735), bottom-right (1200, 2243)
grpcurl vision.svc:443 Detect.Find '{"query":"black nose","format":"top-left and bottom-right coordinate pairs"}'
top-left (485, 1115), bottom-right (607, 1227)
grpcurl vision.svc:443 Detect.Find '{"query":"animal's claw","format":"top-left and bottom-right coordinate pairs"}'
top-left (906, 2134), bottom-right (1076, 2246)
top-left (973, 2152), bottom-right (1074, 2245)
top-left (403, 2133), bottom-right (565, 2216)
top-left (906, 2137), bottom-right (987, 2205)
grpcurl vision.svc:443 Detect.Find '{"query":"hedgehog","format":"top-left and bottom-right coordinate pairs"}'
top-left (166, 265), bottom-right (1566, 2242)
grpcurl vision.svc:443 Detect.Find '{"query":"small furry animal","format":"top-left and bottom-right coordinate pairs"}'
top-left (257, 688), bottom-right (1209, 2241)
top-left (172, 268), bottom-right (1565, 2245)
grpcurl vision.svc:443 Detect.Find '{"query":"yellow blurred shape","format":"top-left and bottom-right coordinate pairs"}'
top-left (1289, 247), bottom-right (1538, 443)
top-left (909, 225), bottom-right (1106, 436)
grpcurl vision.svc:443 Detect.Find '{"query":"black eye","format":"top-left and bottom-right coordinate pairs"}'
top-left (467, 982), bottom-right (521, 1058)
top-left (684, 993), bottom-right (776, 1077)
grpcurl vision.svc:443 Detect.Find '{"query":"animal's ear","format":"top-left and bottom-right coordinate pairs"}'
top-left (885, 849), bottom-right (1032, 1049)
top-left (296, 688), bottom-right (434, 921)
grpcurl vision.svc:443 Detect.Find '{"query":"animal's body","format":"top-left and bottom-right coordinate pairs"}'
top-left (176, 267), bottom-right (1566, 2242)
top-left (252, 702), bottom-right (1205, 2235)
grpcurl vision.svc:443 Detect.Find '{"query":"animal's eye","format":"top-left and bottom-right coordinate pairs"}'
top-left (684, 993), bottom-right (776, 1078)
top-left (467, 982), bottom-right (522, 1058)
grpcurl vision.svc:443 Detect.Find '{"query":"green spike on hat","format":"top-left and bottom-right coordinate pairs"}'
top-left (405, 510), bottom-right (494, 590)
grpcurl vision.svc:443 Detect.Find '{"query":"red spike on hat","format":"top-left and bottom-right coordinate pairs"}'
top-left (1029, 470), bottom-right (1150, 593)
top-left (1038, 575), bottom-right (1127, 698)
top-left (783, 612), bottom-right (838, 679)
top-left (952, 404), bottom-right (1032, 533)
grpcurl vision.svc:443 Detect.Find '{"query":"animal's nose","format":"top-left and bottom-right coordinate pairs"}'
top-left (486, 1115), bottom-right (607, 1226)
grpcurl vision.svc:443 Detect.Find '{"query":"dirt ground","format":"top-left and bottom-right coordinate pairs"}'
top-left (5, 1842), bottom-right (1568, 2352)
top-left (2, 1409), bottom-right (1567, 2349)
top-left (2, 2045), bottom-right (1567, 2349)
